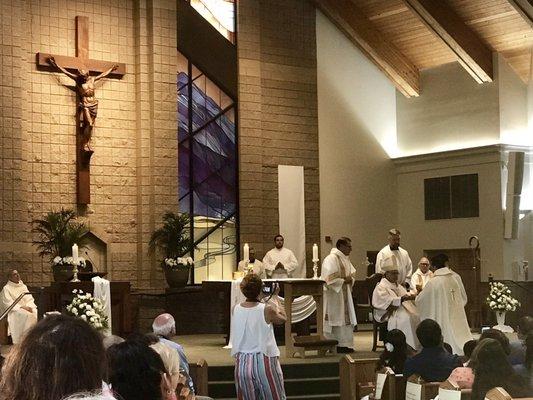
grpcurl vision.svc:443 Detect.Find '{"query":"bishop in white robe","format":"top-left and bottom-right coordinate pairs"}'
top-left (375, 229), bottom-right (413, 287)
top-left (321, 237), bottom-right (357, 351)
top-left (263, 235), bottom-right (298, 279)
top-left (411, 257), bottom-right (434, 293)
top-left (0, 270), bottom-right (38, 344)
top-left (415, 254), bottom-right (472, 355)
top-left (372, 256), bottom-right (420, 349)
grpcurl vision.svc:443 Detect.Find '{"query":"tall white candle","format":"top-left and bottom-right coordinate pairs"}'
top-left (243, 243), bottom-right (249, 263)
top-left (313, 243), bottom-right (318, 261)
top-left (72, 243), bottom-right (79, 263)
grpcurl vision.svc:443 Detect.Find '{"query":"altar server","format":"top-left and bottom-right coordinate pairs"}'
top-left (263, 235), bottom-right (298, 279)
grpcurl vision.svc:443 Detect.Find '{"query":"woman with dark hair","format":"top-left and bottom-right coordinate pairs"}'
top-left (0, 314), bottom-right (106, 400)
top-left (107, 340), bottom-right (175, 400)
top-left (376, 329), bottom-right (412, 374)
top-left (231, 273), bottom-right (287, 399)
top-left (470, 338), bottom-right (532, 400)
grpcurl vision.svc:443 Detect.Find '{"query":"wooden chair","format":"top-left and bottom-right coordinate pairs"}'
top-left (438, 380), bottom-right (472, 400)
top-left (405, 375), bottom-right (441, 400)
top-left (0, 318), bottom-right (11, 345)
top-left (188, 358), bottom-right (208, 397)
top-left (339, 355), bottom-right (379, 400)
top-left (365, 273), bottom-right (386, 351)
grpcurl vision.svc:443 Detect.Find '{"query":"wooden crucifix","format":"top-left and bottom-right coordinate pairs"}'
top-left (36, 16), bottom-right (126, 205)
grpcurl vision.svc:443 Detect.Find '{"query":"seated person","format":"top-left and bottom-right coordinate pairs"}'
top-left (404, 319), bottom-right (462, 382)
top-left (107, 339), bottom-right (176, 400)
top-left (262, 234), bottom-right (298, 278)
top-left (447, 339), bottom-right (478, 389)
top-left (153, 313), bottom-right (195, 395)
top-left (237, 247), bottom-right (265, 278)
top-left (376, 329), bottom-right (414, 374)
top-left (509, 315), bottom-right (532, 366)
top-left (0, 269), bottom-right (37, 344)
top-left (0, 314), bottom-right (107, 399)
top-left (470, 338), bottom-right (532, 400)
top-left (372, 256), bottom-right (420, 350)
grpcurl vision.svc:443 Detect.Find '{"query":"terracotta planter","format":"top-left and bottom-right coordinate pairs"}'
top-left (164, 265), bottom-right (190, 288)
top-left (52, 264), bottom-right (74, 282)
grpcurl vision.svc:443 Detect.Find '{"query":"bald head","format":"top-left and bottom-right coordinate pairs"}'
top-left (152, 313), bottom-right (176, 338)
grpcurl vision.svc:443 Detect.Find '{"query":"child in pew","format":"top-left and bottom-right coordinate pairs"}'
top-left (376, 329), bottom-right (415, 374)
top-left (470, 338), bottom-right (532, 400)
top-left (446, 339), bottom-right (478, 389)
top-left (404, 319), bottom-right (462, 382)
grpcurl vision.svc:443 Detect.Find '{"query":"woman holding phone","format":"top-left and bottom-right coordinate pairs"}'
top-left (231, 274), bottom-right (287, 400)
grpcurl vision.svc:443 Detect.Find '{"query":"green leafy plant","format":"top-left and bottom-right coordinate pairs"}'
top-left (31, 209), bottom-right (89, 262)
top-left (148, 212), bottom-right (192, 266)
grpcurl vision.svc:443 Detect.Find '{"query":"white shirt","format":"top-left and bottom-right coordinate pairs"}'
top-left (237, 259), bottom-right (265, 278)
top-left (375, 245), bottom-right (413, 286)
top-left (231, 303), bottom-right (279, 357)
top-left (411, 268), bottom-right (433, 292)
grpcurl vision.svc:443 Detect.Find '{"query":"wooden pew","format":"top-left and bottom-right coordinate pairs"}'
top-left (438, 380), bottom-right (471, 400)
top-left (405, 375), bottom-right (441, 400)
top-left (379, 371), bottom-right (406, 400)
top-left (485, 387), bottom-right (533, 400)
top-left (339, 355), bottom-right (379, 400)
top-left (188, 358), bottom-right (208, 397)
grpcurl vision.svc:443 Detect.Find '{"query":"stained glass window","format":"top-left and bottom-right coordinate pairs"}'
top-left (188, 0), bottom-right (235, 43)
top-left (178, 51), bottom-right (238, 282)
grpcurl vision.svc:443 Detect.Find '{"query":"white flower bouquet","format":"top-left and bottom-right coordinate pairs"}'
top-left (53, 256), bottom-right (86, 268)
top-left (66, 289), bottom-right (109, 331)
top-left (486, 281), bottom-right (521, 312)
top-left (164, 257), bottom-right (194, 269)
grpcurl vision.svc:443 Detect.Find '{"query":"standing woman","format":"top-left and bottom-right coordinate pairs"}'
top-left (231, 274), bottom-right (287, 400)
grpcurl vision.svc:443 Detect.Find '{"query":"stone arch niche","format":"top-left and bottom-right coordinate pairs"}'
top-left (80, 229), bottom-right (109, 274)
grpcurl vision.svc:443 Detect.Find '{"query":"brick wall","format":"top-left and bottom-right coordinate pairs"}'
top-left (237, 0), bottom-right (320, 274)
top-left (0, 0), bottom-right (178, 289)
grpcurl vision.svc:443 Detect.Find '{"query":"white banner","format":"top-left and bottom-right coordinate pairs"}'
top-left (278, 165), bottom-right (306, 278)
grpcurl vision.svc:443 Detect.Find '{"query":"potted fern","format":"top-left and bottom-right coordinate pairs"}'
top-left (149, 212), bottom-right (193, 287)
top-left (32, 209), bottom-right (89, 282)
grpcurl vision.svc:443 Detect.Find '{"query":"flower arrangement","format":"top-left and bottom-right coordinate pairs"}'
top-left (164, 256), bottom-right (194, 269)
top-left (486, 281), bottom-right (521, 312)
top-left (66, 289), bottom-right (108, 331)
top-left (53, 256), bottom-right (87, 268)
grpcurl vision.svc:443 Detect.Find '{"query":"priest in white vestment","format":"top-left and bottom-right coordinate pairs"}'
top-left (416, 253), bottom-right (472, 355)
top-left (372, 256), bottom-right (420, 349)
top-left (412, 257), bottom-right (434, 293)
top-left (237, 247), bottom-right (266, 278)
top-left (375, 229), bottom-right (413, 288)
top-left (321, 237), bottom-right (357, 352)
top-left (263, 234), bottom-right (298, 279)
top-left (0, 270), bottom-right (38, 344)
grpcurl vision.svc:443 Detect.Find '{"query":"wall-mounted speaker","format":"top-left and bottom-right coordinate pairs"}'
top-left (504, 151), bottom-right (525, 239)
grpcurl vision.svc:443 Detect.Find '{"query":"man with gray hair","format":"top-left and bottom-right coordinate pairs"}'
top-left (152, 313), bottom-right (194, 394)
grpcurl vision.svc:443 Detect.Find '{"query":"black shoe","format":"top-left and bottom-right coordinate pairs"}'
top-left (336, 346), bottom-right (355, 353)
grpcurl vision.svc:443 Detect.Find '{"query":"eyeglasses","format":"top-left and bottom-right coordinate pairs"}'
top-left (420, 263), bottom-right (429, 266)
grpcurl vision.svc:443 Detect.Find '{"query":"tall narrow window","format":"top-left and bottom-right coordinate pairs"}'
top-left (178, 51), bottom-right (238, 282)
top-left (187, 0), bottom-right (235, 43)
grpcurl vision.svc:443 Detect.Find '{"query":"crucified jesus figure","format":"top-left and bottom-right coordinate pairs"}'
top-left (47, 57), bottom-right (118, 153)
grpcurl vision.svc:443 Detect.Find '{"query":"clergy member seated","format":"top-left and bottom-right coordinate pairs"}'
top-left (372, 256), bottom-right (420, 350)
top-left (0, 269), bottom-right (38, 344)
top-left (237, 247), bottom-right (266, 278)
top-left (416, 253), bottom-right (472, 355)
top-left (412, 257), bottom-right (433, 293)
top-left (404, 319), bottom-right (462, 382)
top-left (263, 234), bottom-right (298, 279)
top-left (375, 228), bottom-right (413, 289)
top-left (321, 237), bottom-right (357, 353)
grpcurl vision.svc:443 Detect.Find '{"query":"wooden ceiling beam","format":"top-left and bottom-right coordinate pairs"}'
top-left (505, 0), bottom-right (533, 29)
top-left (402, 0), bottom-right (494, 83)
top-left (315, 0), bottom-right (420, 97)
